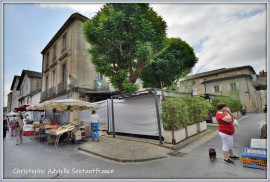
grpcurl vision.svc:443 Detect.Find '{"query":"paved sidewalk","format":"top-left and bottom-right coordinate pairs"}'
top-left (77, 129), bottom-right (217, 162)
top-left (76, 114), bottom-right (250, 163)
top-left (78, 136), bottom-right (172, 162)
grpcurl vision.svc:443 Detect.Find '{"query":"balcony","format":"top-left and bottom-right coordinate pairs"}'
top-left (41, 91), bottom-right (47, 101)
top-left (57, 81), bottom-right (66, 94)
top-left (49, 59), bottom-right (57, 68)
top-left (58, 52), bottom-right (68, 61)
top-left (44, 67), bottom-right (50, 73)
top-left (48, 86), bottom-right (56, 97)
top-left (94, 80), bottom-right (109, 91)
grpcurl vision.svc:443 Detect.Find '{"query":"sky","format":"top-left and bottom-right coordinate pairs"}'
top-left (2, 3), bottom-right (267, 107)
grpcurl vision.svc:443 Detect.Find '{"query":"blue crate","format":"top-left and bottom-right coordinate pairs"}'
top-left (242, 147), bottom-right (267, 159)
top-left (241, 147), bottom-right (267, 170)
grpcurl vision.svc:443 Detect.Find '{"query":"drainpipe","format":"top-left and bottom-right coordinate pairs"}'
top-left (245, 77), bottom-right (251, 100)
top-left (245, 77), bottom-right (251, 111)
top-left (203, 84), bottom-right (207, 97)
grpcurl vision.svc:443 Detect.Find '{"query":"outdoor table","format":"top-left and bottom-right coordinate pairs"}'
top-left (31, 126), bottom-right (41, 140)
top-left (46, 130), bottom-right (70, 149)
top-left (37, 128), bottom-right (47, 143)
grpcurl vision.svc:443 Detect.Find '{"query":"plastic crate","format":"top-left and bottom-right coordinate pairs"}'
top-left (22, 131), bottom-right (36, 136)
top-left (241, 147), bottom-right (267, 170)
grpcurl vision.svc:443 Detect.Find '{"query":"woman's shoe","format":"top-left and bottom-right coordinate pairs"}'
top-left (224, 159), bottom-right (235, 164)
top-left (229, 156), bottom-right (240, 160)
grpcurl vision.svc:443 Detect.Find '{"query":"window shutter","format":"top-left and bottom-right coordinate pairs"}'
top-left (219, 85), bottom-right (222, 92)
top-left (212, 86), bottom-right (215, 93)
top-left (236, 82), bottom-right (240, 89)
top-left (227, 84), bottom-right (230, 91)
top-left (193, 88), bottom-right (197, 95)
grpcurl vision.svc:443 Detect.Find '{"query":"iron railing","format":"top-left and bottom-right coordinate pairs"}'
top-left (57, 81), bottom-right (66, 94)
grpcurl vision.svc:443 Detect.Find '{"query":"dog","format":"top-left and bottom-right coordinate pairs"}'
top-left (209, 148), bottom-right (216, 162)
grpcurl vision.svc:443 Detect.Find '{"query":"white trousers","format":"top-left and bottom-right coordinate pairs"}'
top-left (219, 131), bottom-right (233, 151)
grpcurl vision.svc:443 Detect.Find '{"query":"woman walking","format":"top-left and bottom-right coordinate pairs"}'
top-left (16, 114), bottom-right (24, 145)
top-left (216, 103), bottom-right (239, 164)
top-left (90, 110), bottom-right (100, 142)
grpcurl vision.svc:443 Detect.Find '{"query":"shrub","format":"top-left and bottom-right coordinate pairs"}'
top-left (161, 96), bottom-right (212, 130)
top-left (211, 97), bottom-right (242, 114)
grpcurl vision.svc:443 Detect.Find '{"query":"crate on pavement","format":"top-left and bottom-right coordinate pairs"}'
top-left (48, 135), bottom-right (57, 144)
top-left (74, 130), bottom-right (83, 140)
top-left (241, 147), bottom-right (267, 170)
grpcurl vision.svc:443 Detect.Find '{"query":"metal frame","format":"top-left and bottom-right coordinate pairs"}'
top-left (110, 89), bottom-right (194, 145)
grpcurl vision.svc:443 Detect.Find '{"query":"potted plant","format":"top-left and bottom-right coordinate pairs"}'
top-left (162, 97), bottom-right (187, 144)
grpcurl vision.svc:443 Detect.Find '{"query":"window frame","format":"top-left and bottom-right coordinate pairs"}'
top-left (214, 85), bottom-right (220, 93)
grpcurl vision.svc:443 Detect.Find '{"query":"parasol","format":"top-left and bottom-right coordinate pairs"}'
top-left (29, 99), bottom-right (100, 111)
top-left (14, 104), bottom-right (34, 111)
top-left (7, 112), bottom-right (19, 116)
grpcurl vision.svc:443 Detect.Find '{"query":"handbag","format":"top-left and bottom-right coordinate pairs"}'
top-left (233, 119), bottom-right (239, 127)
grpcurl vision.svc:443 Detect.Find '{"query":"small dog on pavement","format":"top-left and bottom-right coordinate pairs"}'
top-left (209, 148), bottom-right (216, 162)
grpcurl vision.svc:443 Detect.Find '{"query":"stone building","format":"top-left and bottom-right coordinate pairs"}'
top-left (253, 70), bottom-right (267, 110)
top-left (16, 70), bottom-right (42, 106)
top-left (180, 66), bottom-right (264, 112)
top-left (40, 13), bottom-right (112, 123)
top-left (7, 92), bottom-right (12, 113)
top-left (9, 75), bottom-right (21, 112)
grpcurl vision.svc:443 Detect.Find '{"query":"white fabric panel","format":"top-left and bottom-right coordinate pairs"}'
top-left (79, 100), bottom-right (108, 130)
top-left (110, 94), bottom-right (163, 136)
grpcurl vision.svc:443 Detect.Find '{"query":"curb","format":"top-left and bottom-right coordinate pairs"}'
top-left (77, 147), bottom-right (167, 163)
top-left (172, 130), bottom-right (215, 150)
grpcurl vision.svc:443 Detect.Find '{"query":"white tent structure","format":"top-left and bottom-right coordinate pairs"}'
top-left (80, 89), bottom-right (192, 144)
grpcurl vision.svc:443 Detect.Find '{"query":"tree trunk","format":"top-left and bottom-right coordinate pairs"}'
top-left (129, 59), bottom-right (147, 83)
top-left (118, 81), bottom-right (123, 92)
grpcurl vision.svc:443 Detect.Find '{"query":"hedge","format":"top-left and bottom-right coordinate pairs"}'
top-left (161, 97), bottom-right (212, 130)
top-left (211, 97), bottom-right (242, 114)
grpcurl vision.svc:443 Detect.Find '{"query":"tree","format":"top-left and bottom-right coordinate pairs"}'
top-left (83, 3), bottom-right (167, 92)
top-left (140, 38), bottom-right (198, 88)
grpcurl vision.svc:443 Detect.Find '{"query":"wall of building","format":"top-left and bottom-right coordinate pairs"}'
top-left (11, 79), bottom-right (20, 111)
top-left (42, 22), bottom-right (73, 92)
top-left (31, 77), bottom-right (42, 92)
top-left (7, 93), bottom-right (12, 113)
top-left (19, 75), bottom-right (31, 105)
top-left (31, 92), bottom-right (41, 104)
top-left (181, 67), bottom-right (263, 112)
top-left (73, 20), bottom-right (96, 89)
top-left (203, 77), bottom-right (254, 110)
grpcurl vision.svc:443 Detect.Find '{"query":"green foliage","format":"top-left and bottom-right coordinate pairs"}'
top-left (83, 3), bottom-right (167, 92)
top-left (211, 97), bottom-right (242, 114)
top-left (122, 82), bottom-right (139, 93)
top-left (229, 87), bottom-right (240, 98)
top-left (166, 82), bottom-right (178, 92)
top-left (140, 38), bottom-right (198, 88)
top-left (161, 97), bottom-right (211, 130)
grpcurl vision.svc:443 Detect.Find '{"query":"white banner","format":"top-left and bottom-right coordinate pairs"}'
top-left (109, 94), bottom-right (163, 136)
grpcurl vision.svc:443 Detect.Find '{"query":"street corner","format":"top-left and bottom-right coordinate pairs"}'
top-left (77, 136), bottom-right (172, 163)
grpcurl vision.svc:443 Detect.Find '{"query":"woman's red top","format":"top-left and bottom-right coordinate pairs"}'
top-left (216, 111), bottom-right (235, 135)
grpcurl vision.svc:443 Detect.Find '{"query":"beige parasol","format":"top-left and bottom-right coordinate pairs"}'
top-left (33, 99), bottom-right (100, 111)
top-left (7, 112), bottom-right (20, 116)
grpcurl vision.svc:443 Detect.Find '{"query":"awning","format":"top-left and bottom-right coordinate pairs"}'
top-left (27, 99), bottom-right (100, 111)
top-left (14, 104), bottom-right (33, 111)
